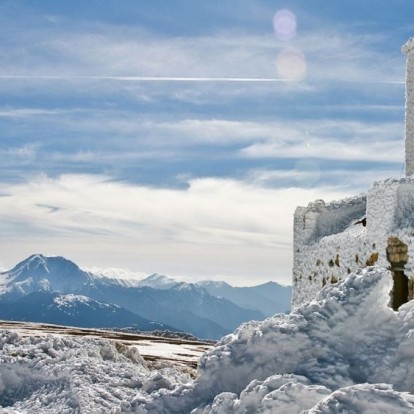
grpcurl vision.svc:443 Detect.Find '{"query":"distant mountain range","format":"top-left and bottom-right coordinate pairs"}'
top-left (0, 254), bottom-right (292, 339)
top-left (0, 290), bottom-right (172, 331)
top-left (196, 280), bottom-right (291, 317)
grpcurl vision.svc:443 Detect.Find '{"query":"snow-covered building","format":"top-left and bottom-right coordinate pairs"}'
top-left (292, 37), bottom-right (414, 309)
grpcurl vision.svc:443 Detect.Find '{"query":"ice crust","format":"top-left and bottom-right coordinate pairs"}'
top-left (293, 177), bottom-right (414, 306)
top-left (0, 332), bottom-right (191, 413)
top-left (2, 267), bottom-right (414, 413)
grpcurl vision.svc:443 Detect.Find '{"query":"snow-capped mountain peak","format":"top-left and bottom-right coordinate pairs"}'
top-left (196, 280), bottom-right (232, 289)
top-left (6, 254), bottom-right (82, 281)
top-left (5, 253), bottom-right (49, 278)
top-left (138, 273), bottom-right (179, 289)
top-left (0, 254), bottom-right (89, 299)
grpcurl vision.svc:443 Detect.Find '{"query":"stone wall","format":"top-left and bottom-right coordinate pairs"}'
top-left (292, 177), bottom-right (414, 307)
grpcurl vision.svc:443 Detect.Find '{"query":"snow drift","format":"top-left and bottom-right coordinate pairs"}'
top-left (2, 266), bottom-right (414, 413)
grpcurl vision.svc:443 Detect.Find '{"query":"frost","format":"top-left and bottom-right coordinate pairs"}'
top-left (293, 176), bottom-right (414, 306)
top-left (195, 375), bottom-right (331, 414)
top-left (304, 383), bottom-right (414, 414)
top-left (0, 332), bottom-right (189, 412)
top-left (2, 267), bottom-right (414, 412)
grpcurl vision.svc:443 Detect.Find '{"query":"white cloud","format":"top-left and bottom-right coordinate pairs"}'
top-left (240, 120), bottom-right (404, 162)
top-left (247, 167), bottom-right (403, 191)
top-left (0, 174), bottom-right (353, 285)
top-left (83, 266), bottom-right (148, 281)
top-left (0, 144), bottom-right (38, 160)
top-left (7, 113), bottom-right (402, 164)
top-left (0, 22), bottom-right (404, 85)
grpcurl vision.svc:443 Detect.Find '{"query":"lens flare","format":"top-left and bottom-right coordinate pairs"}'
top-left (276, 48), bottom-right (307, 81)
top-left (273, 9), bottom-right (297, 40)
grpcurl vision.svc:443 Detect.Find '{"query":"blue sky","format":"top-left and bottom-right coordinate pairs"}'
top-left (0, 0), bottom-right (412, 285)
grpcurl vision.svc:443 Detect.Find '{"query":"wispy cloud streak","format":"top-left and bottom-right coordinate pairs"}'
top-left (0, 75), bottom-right (404, 84)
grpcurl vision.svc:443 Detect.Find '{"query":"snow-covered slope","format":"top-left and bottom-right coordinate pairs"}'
top-left (0, 290), bottom-right (172, 331)
top-left (2, 267), bottom-right (414, 413)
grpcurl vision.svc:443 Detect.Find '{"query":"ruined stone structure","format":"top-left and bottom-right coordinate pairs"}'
top-left (292, 37), bottom-right (414, 308)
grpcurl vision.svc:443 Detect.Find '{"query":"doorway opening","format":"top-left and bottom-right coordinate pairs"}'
top-left (391, 269), bottom-right (409, 310)
top-left (386, 237), bottom-right (409, 310)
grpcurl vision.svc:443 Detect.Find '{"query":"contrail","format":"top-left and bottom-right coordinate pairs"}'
top-left (0, 75), bottom-right (294, 82)
top-left (0, 75), bottom-right (404, 84)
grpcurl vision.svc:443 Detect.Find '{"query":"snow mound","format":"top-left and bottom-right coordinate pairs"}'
top-left (195, 266), bottom-right (399, 395)
top-left (133, 266), bottom-right (414, 413)
top-left (0, 331), bottom-right (191, 413)
top-left (196, 375), bottom-right (331, 414)
top-left (305, 383), bottom-right (414, 414)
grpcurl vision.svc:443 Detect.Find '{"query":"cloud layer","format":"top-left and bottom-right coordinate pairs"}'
top-left (0, 2), bottom-right (409, 284)
top-left (0, 174), bottom-right (355, 284)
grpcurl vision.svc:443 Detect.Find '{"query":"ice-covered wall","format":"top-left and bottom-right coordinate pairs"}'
top-left (292, 194), bottom-right (369, 306)
top-left (292, 177), bottom-right (414, 307)
top-left (403, 37), bottom-right (414, 176)
top-left (293, 196), bottom-right (367, 245)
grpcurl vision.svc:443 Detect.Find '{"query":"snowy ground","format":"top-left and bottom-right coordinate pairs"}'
top-left (2, 266), bottom-right (414, 413)
top-left (0, 321), bottom-right (212, 374)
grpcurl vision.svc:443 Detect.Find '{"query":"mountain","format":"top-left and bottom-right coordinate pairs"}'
top-left (80, 281), bottom-right (263, 339)
top-left (196, 280), bottom-right (292, 317)
top-left (0, 254), bottom-right (267, 339)
top-left (0, 290), bottom-right (172, 331)
top-left (136, 273), bottom-right (179, 289)
top-left (90, 271), bottom-right (292, 318)
top-left (249, 281), bottom-right (292, 303)
top-left (0, 254), bottom-right (89, 299)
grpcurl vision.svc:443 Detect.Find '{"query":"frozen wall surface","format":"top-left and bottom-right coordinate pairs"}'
top-left (292, 177), bottom-right (414, 307)
top-left (403, 37), bottom-right (414, 176)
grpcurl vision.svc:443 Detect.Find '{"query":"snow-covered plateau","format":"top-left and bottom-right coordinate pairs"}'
top-left (2, 266), bottom-right (414, 413)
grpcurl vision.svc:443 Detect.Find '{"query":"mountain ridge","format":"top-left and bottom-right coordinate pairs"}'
top-left (196, 280), bottom-right (292, 317)
top-left (0, 290), bottom-right (173, 331)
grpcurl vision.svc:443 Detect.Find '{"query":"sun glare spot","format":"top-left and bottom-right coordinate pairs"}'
top-left (273, 9), bottom-right (297, 40)
top-left (276, 48), bottom-right (307, 80)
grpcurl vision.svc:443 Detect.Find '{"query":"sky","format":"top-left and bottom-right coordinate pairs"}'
top-left (0, 0), bottom-right (412, 285)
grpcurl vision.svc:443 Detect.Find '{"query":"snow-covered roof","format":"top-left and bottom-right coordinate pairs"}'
top-left (402, 37), bottom-right (414, 54)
